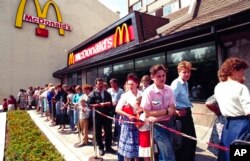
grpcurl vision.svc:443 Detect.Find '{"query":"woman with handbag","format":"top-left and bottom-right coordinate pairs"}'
top-left (115, 73), bottom-right (142, 161)
top-left (214, 57), bottom-right (250, 161)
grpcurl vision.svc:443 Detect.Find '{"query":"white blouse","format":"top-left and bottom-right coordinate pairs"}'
top-left (214, 80), bottom-right (250, 117)
top-left (116, 89), bottom-right (142, 114)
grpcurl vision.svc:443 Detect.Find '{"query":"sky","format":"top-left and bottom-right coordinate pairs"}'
top-left (98, 0), bottom-right (128, 18)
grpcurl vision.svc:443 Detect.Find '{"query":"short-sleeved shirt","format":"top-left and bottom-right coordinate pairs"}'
top-left (215, 80), bottom-right (250, 117)
top-left (116, 90), bottom-right (142, 114)
top-left (141, 84), bottom-right (175, 111)
top-left (107, 88), bottom-right (124, 104)
top-left (170, 77), bottom-right (192, 109)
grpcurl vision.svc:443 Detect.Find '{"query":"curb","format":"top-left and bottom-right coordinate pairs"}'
top-left (0, 112), bottom-right (6, 161)
top-left (27, 111), bottom-right (86, 161)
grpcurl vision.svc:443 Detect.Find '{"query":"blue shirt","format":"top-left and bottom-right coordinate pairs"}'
top-left (170, 77), bottom-right (192, 109)
top-left (72, 93), bottom-right (83, 104)
top-left (107, 88), bottom-right (124, 103)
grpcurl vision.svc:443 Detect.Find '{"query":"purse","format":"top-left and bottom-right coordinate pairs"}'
top-left (205, 95), bottom-right (221, 116)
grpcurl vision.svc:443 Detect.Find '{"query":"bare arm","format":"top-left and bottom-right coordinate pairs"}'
top-left (144, 104), bottom-right (176, 118)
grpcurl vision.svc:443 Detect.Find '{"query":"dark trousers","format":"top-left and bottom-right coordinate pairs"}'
top-left (95, 112), bottom-right (113, 150)
top-left (175, 108), bottom-right (197, 161)
top-left (113, 113), bottom-right (121, 140)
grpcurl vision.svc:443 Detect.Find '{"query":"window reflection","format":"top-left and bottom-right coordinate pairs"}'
top-left (77, 72), bottom-right (82, 86)
top-left (87, 69), bottom-right (97, 86)
top-left (67, 74), bottom-right (73, 85)
top-left (98, 66), bottom-right (112, 82)
top-left (135, 53), bottom-right (165, 69)
top-left (113, 60), bottom-right (134, 73)
top-left (167, 42), bottom-right (217, 101)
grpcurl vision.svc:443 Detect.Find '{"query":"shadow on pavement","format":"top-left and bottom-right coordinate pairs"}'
top-left (196, 146), bottom-right (206, 152)
top-left (195, 153), bottom-right (217, 161)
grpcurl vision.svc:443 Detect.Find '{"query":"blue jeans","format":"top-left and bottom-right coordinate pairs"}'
top-left (74, 109), bottom-right (79, 125)
top-left (68, 109), bottom-right (75, 130)
top-left (154, 125), bottom-right (175, 161)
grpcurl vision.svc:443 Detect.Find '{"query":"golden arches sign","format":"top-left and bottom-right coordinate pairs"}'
top-left (68, 53), bottom-right (74, 65)
top-left (113, 23), bottom-right (130, 48)
top-left (15, 0), bottom-right (65, 35)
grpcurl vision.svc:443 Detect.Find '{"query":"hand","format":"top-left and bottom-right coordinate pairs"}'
top-left (146, 116), bottom-right (157, 123)
top-left (167, 106), bottom-right (176, 116)
top-left (128, 115), bottom-right (136, 121)
top-left (100, 103), bottom-right (105, 107)
top-left (176, 109), bottom-right (187, 117)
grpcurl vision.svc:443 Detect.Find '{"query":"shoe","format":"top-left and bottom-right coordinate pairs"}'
top-left (106, 147), bottom-right (117, 154)
top-left (99, 149), bottom-right (105, 156)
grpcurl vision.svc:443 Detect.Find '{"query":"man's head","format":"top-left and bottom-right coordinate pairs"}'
top-left (95, 78), bottom-right (105, 91)
top-left (150, 64), bottom-right (168, 89)
top-left (109, 78), bottom-right (118, 89)
top-left (177, 61), bottom-right (192, 81)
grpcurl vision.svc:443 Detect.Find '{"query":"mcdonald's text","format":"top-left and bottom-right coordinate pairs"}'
top-left (70, 24), bottom-right (134, 65)
top-left (23, 14), bottom-right (72, 31)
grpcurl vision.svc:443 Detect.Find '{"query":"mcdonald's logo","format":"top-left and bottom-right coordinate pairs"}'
top-left (113, 23), bottom-right (134, 48)
top-left (68, 53), bottom-right (75, 65)
top-left (15, 0), bottom-right (72, 36)
top-left (68, 23), bottom-right (134, 65)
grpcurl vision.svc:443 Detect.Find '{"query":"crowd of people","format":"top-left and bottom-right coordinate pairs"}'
top-left (1, 57), bottom-right (249, 161)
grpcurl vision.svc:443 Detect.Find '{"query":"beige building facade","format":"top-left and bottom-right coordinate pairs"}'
top-left (0, 0), bottom-right (119, 100)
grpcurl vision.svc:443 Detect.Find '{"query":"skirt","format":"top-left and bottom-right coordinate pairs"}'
top-left (118, 120), bottom-right (139, 158)
top-left (218, 116), bottom-right (250, 161)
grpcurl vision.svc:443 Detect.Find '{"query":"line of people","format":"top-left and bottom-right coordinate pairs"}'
top-left (3, 57), bottom-right (249, 161)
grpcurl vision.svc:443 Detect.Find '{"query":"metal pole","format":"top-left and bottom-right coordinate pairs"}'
top-left (77, 106), bottom-right (81, 143)
top-left (150, 123), bottom-right (155, 161)
top-left (88, 107), bottom-right (103, 161)
top-left (93, 108), bottom-right (97, 157)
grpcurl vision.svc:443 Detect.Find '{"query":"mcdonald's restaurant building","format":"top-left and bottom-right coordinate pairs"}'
top-left (0, 0), bottom-right (119, 100)
top-left (54, 0), bottom-right (250, 126)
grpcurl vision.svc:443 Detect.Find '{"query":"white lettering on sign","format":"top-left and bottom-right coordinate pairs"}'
top-left (74, 35), bottom-right (114, 62)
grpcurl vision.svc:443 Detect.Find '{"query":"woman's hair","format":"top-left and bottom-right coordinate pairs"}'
top-left (82, 84), bottom-right (93, 91)
top-left (127, 73), bottom-right (139, 84)
top-left (177, 61), bottom-right (192, 73)
top-left (150, 64), bottom-right (168, 76)
top-left (218, 57), bottom-right (249, 82)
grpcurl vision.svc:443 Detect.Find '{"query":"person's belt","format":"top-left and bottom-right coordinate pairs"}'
top-left (226, 116), bottom-right (248, 120)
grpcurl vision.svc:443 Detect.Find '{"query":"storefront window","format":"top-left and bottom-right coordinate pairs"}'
top-left (67, 74), bottom-right (73, 85)
top-left (98, 65), bottom-right (112, 82)
top-left (224, 33), bottom-right (250, 88)
top-left (86, 68), bottom-right (97, 86)
top-left (77, 72), bottom-right (82, 86)
top-left (113, 60), bottom-right (134, 73)
top-left (167, 42), bottom-right (217, 101)
top-left (135, 53), bottom-right (165, 70)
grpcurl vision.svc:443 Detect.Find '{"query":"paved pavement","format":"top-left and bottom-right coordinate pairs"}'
top-left (1, 110), bottom-right (217, 161)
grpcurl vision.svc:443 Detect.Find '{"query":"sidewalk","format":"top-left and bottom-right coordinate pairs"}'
top-left (28, 110), bottom-right (217, 161)
top-left (27, 110), bottom-right (117, 161)
top-left (1, 110), bottom-right (217, 161)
